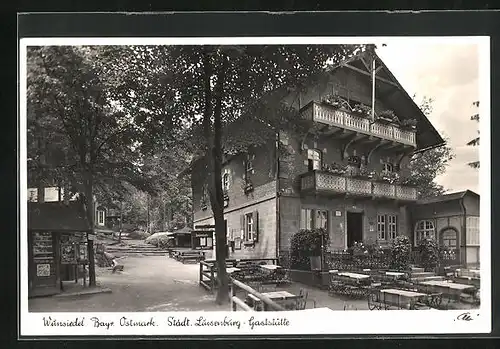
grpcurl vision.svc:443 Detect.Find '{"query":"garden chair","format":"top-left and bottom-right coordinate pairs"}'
top-left (295, 289), bottom-right (317, 310)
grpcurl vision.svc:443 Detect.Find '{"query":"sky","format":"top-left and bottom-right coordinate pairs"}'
top-left (375, 41), bottom-right (480, 194)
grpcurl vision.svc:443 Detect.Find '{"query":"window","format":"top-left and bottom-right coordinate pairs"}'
top-left (300, 208), bottom-right (314, 230)
top-left (245, 154), bottom-right (254, 177)
top-left (377, 215), bottom-right (386, 240)
top-left (414, 220), bottom-right (435, 245)
top-left (97, 210), bottom-right (105, 225)
top-left (315, 210), bottom-right (328, 230)
top-left (388, 215), bottom-right (397, 240)
top-left (28, 188), bottom-right (38, 202)
top-left (199, 237), bottom-right (207, 247)
top-left (441, 229), bottom-right (457, 248)
top-left (222, 173), bottom-right (230, 192)
top-left (383, 162), bottom-right (394, 173)
top-left (307, 149), bottom-right (322, 171)
top-left (241, 212), bottom-right (259, 242)
top-left (466, 216), bottom-right (480, 245)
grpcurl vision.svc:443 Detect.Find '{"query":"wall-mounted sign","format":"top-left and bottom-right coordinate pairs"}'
top-left (335, 211), bottom-right (342, 217)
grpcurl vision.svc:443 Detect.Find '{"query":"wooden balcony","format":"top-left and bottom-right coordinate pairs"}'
top-left (301, 101), bottom-right (416, 147)
top-left (300, 171), bottom-right (418, 202)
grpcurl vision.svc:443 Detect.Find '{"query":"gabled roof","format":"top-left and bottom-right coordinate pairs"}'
top-left (333, 47), bottom-right (445, 152)
top-left (416, 190), bottom-right (479, 205)
top-left (28, 201), bottom-right (91, 232)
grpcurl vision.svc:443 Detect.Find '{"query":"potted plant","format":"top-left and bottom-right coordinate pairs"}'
top-left (323, 162), bottom-right (348, 175)
top-left (400, 118), bottom-right (418, 130)
top-left (376, 110), bottom-right (399, 124)
top-left (399, 176), bottom-right (418, 187)
top-left (376, 170), bottom-right (400, 184)
top-left (351, 167), bottom-right (375, 180)
top-left (321, 94), bottom-right (344, 108)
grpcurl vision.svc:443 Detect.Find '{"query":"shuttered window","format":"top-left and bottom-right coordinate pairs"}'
top-left (241, 211), bottom-right (259, 242)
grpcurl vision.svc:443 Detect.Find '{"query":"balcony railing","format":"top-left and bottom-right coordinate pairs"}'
top-left (300, 171), bottom-right (418, 201)
top-left (301, 102), bottom-right (416, 147)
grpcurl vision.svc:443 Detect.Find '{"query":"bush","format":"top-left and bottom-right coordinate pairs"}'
top-left (128, 230), bottom-right (151, 240)
top-left (290, 228), bottom-right (329, 270)
top-left (145, 232), bottom-right (173, 248)
top-left (417, 238), bottom-right (440, 271)
top-left (389, 235), bottom-right (411, 271)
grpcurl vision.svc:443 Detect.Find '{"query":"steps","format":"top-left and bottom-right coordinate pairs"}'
top-left (104, 241), bottom-right (166, 256)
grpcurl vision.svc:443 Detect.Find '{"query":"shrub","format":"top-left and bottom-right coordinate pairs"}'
top-left (290, 228), bottom-right (329, 270)
top-left (128, 230), bottom-right (151, 240)
top-left (389, 235), bottom-right (411, 271)
top-left (417, 238), bottom-right (440, 271)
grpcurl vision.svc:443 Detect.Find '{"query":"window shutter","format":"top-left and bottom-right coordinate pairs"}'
top-left (253, 210), bottom-right (259, 242)
top-left (395, 215), bottom-right (398, 236)
top-left (240, 214), bottom-right (245, 240)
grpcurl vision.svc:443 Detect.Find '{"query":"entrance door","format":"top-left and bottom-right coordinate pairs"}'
top-left (440, 228), bottom-right (459, 266)
top-left (346, 212), bottom-right (363, 248)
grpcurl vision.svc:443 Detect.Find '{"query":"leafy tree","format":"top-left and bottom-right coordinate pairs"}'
top-left (467, 100), bottom-right (480, 169)
top-left (27, 46), bottom-right (161, 285)
top-left (109, 44), bottom-right (361, 304)
top-left (408, 96), bottom-right (455, 198)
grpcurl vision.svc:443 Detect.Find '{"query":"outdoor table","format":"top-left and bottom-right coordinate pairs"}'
top-left (419, 280), bottom-right (475, 301)
top-left (379, 288), bottom-right (427, 309)
top-left (260, 264), bottom-right (282, 271)
top-left (226, 267), bottom-right (241, 274)
top-left (247, 291), bottom-right (299, 311)
top-left (385, 271), bottom-right (405, 280)
top-left (339, 272), bottom-right (371, 279)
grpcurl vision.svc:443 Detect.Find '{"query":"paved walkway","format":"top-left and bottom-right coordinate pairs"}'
top-left (29, 255), bottom-right (227, 312)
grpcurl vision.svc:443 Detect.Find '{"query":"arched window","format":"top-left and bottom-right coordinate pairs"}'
top-left (307, 149), bottom-right (322, 171)
top-left (222, 173), bottom-right (230, 192)
top-left (441, 229), bottom-right (457, 249)
top-left (414, 220), bottom-right (435, 245)
top-left (383, 162), bottom-right (394, 172)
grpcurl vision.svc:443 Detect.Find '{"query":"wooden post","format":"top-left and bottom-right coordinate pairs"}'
top-left (199, 262), bottom-right (203, 286)
top-left (210, 265), bottom-right (215, 293)
top-left (118, 201), bottom-right (123, 243)
top-left (230, 279), bottom-right (236, 311)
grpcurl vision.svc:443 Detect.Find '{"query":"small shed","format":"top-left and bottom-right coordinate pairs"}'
top-left (28, 201), bottom-right (92, 297)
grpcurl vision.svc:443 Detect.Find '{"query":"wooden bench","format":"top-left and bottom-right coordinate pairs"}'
top-left (178, 251), bottom-right (206, 264)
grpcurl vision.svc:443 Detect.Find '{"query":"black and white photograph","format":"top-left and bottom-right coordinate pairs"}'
top-left (19, 32), bottom-right (490, 336)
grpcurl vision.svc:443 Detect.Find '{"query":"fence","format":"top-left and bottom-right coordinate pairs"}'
top-left (199, 258), bottom-right (279, 293)
top-left (229, 278), bottom-right (285, 312)
top-left (325, 250), bottom-right (391, 271)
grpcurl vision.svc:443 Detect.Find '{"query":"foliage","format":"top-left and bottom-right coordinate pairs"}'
top-left (322, 162), bottom-right (348, 175)
top-left (416, 238), bottom-right (440, 271)
top-left (108, 44), bottom-right (363, 304)
top-left (389, 235), bottom-right (411, 271)
top-left (375, 170), bottom-right (400, 184)
top-left (352, 104), bottom-right (372, 117)
top-left (407, 96), bottom-right (455, 199)
top-left (128, 230), bottom-right (151, 240)
top-left (400, 118), bottom-right (418, 130)
top-left (290, 228), bottom-right (330, 270)
top-left (377, 109), bottom-right (399, 123)
top-left (467, 100), bottom-right (480, 169)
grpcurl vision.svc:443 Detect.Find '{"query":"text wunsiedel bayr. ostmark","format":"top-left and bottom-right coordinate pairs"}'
top-left (42, 316), bottom-right (157, 329)
top-left (167, 316), bottom-right (290, 330)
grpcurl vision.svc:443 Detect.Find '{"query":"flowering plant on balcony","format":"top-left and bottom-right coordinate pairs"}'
top-left (376, 170), bottom-right (400, 184)
top-left (398, 175), bottom-right (419, 187)
top-left (322, 162), bottom-right (348, 175)
top-left (399, 118), bottom-right (418, 130)
top-left (351, 167), bottom-right (375, 180)
top-left (320, 94), bottom-right (345, 108)
top-left (352, 104), bottom-right (372, 117)
top-left (376, 109), bottom-right (399, 124)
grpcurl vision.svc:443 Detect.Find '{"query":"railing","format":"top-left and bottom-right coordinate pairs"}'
top-left (325, 250), bottom-right (391, 271)
top-left (300, 171), bottom-right (418, 201)
top-left (199, 258), bottom-right (279, 293)
top-left (301, 102), bottom-right (416, 147)
top-left (230, 278), bottom-right (286, 311)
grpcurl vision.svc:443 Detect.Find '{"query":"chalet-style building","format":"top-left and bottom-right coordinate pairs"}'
top-left (190, 47), bottom-right (451, 263)
top-left (410, 190), bottom-right (480, 268)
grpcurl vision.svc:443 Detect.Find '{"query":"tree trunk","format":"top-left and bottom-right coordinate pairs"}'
top-left (212, 54), bottom-right (230, 305)
top-left (84, 170), bottom-right (96, 287)
top-left (118, 201), bottom-right (123, 243)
